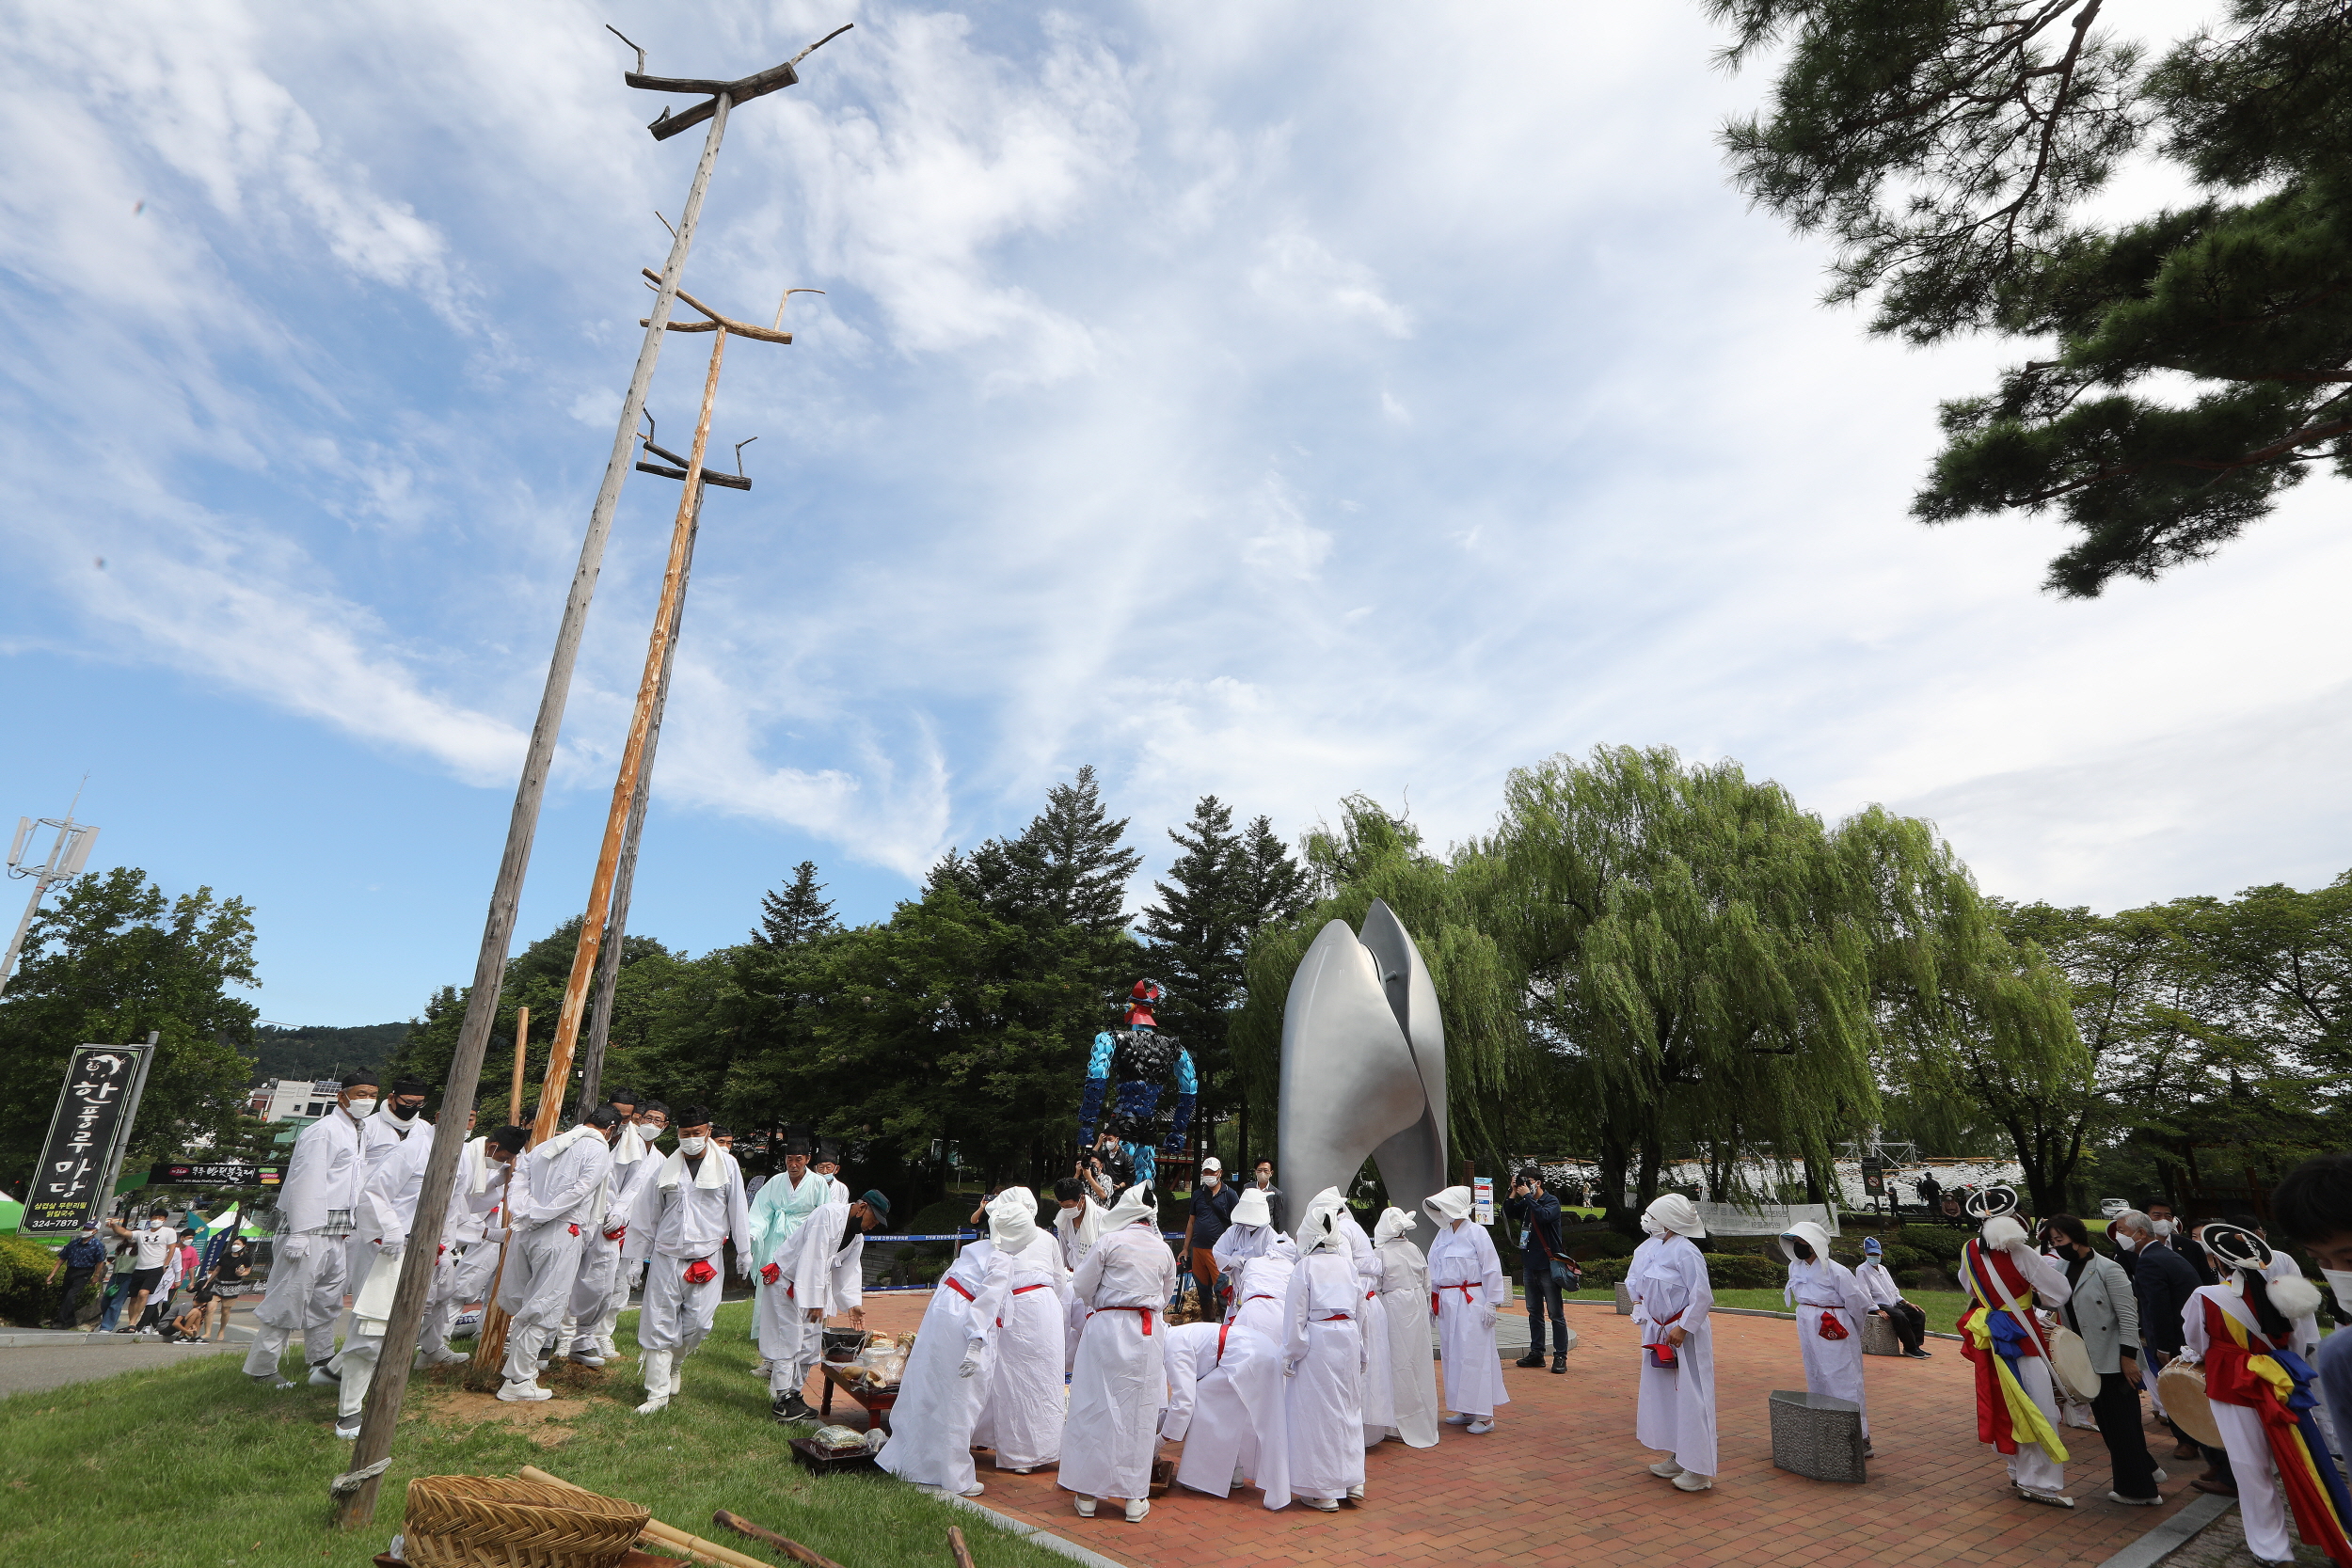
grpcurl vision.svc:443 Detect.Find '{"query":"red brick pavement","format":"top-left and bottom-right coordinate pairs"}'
top-left (826, 1298), bottom-right (2191, 1568)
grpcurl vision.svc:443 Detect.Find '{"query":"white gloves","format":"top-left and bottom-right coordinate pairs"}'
top-left (958, 1339), bottom-right (986, 1378)
top-left (1480, 1306), bottom-right (1498, 1330)
top-left (1282, 1359), bottom-right (1299, 1378)
top-left (378, 1239), bottom-right (405, 1263)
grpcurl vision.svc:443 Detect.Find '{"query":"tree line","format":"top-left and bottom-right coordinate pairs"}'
top-left (3, 750), bottom-right (2343, 1232)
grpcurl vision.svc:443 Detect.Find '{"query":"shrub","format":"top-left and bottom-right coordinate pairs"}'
top-left (1573, 1230), bottom-right (1636, 1260)
top-left (1902, 1227), bottom-right (1968, 1263)
top-left (1581, 1258), bottom-right (1631, 1288)
top-left (1707, 1253), bottom-right (1785, 1291)
top-left (0, 1235), bottom-right (60, 1326)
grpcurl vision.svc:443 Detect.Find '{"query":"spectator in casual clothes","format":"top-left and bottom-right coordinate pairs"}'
top-left (1504, 1170), bottom-right (1572, 1371)
top-left (204, 1238), bottom-right (256, 1341)
top-left (1183, 1159), bottom-right (1238, 1314)
top-left (2117, 1209), bottom-right (2233, 1495)
top-left (1248, 1158), bottom-right (1288, 1237)
top-left (46, 1226), bottom-right (107, 1328)
top-left (104, 1209), bottom-right (179, 1335)
top-left (2044, 1213), bottom-right (2167, 1505)
top-left (1853, 1237), bottom-right (1931, 1357)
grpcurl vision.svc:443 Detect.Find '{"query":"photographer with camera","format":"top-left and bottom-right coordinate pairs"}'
top-left (1503, 1169), bottom-right (1575, 1371)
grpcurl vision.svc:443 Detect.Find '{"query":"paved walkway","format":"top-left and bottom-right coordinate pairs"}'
top-left (829, 1297), bottom-right (2198, 1568)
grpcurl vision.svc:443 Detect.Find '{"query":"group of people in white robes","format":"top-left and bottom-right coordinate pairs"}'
top-left (877, 1180), bottom-right (1498, 1524)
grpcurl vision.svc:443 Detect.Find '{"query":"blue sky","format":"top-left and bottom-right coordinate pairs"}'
top-left (4, 1), bottom-right (2347, 1028)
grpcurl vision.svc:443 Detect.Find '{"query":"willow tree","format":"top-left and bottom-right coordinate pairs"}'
top-left (1231, 797), bottom-right (1530, 1182)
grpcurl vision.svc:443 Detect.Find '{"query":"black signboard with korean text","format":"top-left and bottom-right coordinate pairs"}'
top-left (145, 1160), bottom-right (285, 1189)
top-left (21, 1042), bottom-right (156, 1234)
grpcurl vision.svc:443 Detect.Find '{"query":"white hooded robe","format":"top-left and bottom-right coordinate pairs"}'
top-left (1173, 1243), bottom-right (1295, 1508)
top-left (876, 1245), bottom-right (1001, 1494)
top-left (1374, 1209), bottom-right (1439, 1448)
top-left (1283, 1236), bottom-right (1367, 1500)
top-left (1058, 1199), bottom-right (1176, 1502)
top-left (1628, 1230), bottom-right (1717, 1477)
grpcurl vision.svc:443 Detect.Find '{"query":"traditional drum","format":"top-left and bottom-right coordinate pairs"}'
top-left (2157, 1359), bottom-right (2224, 1449)
top-left (2048, 1326), bottom-right (2100, 1402)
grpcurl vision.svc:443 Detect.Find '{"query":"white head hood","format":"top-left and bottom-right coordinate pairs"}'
top-left (1373, 1206), bottom-right (1418, 1246)
top-left (1424, 1186), bottom-right (1474, 1224)
top-left (1230, 1187), bottom-right (1272, 1228)
top-left (1297, 1185), bottom-right (1346, 1243)
top-left (1980, 1214), bottom-right (2028, 1252)
top-left (988, 1186), bottom-right (1041, 1253)
top-left (1644, 1194), bottom-right (1706, 1239)
top-left (1778, 1221), bottom-right (1834, 1264)
top-left (1104, 1180), bottom-right (1156, 1232)
top-left (1297, 1201), bottom-right (1346, 1254)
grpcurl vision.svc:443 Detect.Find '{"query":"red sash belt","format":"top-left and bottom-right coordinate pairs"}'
top-left (1247, 1293), bottom-right (1277, 1302)
top-left (1322, 1313), bottom-right (1352, 1322)
top-left (1216, 1323), bottom-right (1232, 1364)
top-left (1088, 1306), bottom-right (1154, 1336)
top-left (1649, 1307), bottom-right (1684, 1368)
top-left (945, 1277), bottom-right (974, 1301)
top-left (996, 1281), bottom-right (1053, 1326)
top-left (1433, 1282), bottom-right (1477, 1314)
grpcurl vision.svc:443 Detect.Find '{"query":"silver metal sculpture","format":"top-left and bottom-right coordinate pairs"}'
top-left (1277, 899), bottom-right (1447, 1242)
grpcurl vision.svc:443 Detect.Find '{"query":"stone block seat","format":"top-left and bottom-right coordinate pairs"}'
top-left (1769, 1389), bottom-right (1867, 1482)
top-left (1862, 1312), bottom-right (1903, 1356)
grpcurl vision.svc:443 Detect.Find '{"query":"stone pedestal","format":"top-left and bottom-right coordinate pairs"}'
top-left (1769, 1389), bottom-right (1867, 1482)
top-left (1862, 1312), bottom-right (1903, 1356)
top-left (1614, 1281), bottom-right (1634, 1316)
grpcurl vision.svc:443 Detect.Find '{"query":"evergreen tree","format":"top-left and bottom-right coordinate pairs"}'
top-left (1240, 812), bottom-right (1312, 929)
top-left (954, 765), bottom-right (1143, 932)
top-left (755, 861), bottom-right (840, 948)
top-left (1710, 0), bottom-right (2352, 595)
top-left (1141, 797), bottom-right (1248, 1151)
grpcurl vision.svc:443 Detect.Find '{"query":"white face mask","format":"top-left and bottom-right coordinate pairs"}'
top-left (677, 1135), bottom-right (707, 1156)
top-left (2323, 1268), bottom-right (2352, 1313)
top-left (344, 1097), bottom-right (376, 1119)
top-left (2151, 1219), bottom-right (2174, 1238)
top-left (2116, 1233), bottom-right (2139, 1252)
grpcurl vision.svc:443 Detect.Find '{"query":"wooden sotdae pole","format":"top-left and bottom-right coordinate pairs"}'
top-left (530, 325), bottom-right (728, 1146)
top-left (509, 1006), bottom-right (529, 1125)
top-left (327, 88), bottom-right (739, 1534)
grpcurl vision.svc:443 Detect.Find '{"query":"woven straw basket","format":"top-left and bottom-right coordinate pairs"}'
top-left (403, 1475), bottom-right (649, 1568)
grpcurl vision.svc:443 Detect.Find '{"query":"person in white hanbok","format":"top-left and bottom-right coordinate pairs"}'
top-left (1373, 1207), bottom-right (1439, 1448)
top-left (1628, 1193), bottom-right (1717, 1491)
top-left (1299, 1187), bottom-right (1397, 1450)
top-left (1060, 1182), bottom-right (1177, 1524)
top-left (747, 1141), bottom-right (839, 1373)
top-left (877, 1241), bottom-right (1001, 1496)
top-left (1284, 1204), bottom-right (1367, 1511)
top-left (1177, 1193), bottom-right (1295, 1508)
top-left (1159, 1320), bottom-right (1224, 1440)
top-left (347, 1074), bottom-right (421, 1314)
top-left (243, 1073), bottom-right (370, 1388)
top-left (763, 1187), bottom-right (886, 1419)
top-left (1780, 1220), bottom-right (1878, 1449)
top-left (569, 1102), bottom-right (665, 1367)
top-left (1424, 1185), bottom-right (1508, 1433)
top-left (331, 1107), bottom-right (443, 1436)
top-left (1054, 1177), bottom-right (1108, 1366)
top-left (968, 1187), bottom-right (1070, 1474)
top-left (496, 1108), bottom-right (620, 1402)
top-left (422, 1125), bottom-right (520, 1363)
top-left (628, 1106), bottom-right (753, 1414)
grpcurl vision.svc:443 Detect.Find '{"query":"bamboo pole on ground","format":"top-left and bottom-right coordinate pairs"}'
top-left (508, 1006), bottom-right (529, 1124)
top-left (519, 1468), bottom-right (771, 1568)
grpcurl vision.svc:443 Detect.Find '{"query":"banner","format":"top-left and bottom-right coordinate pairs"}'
top-left (147, 1160), bottom-right (284, 1189)
top-left (1472, 1175), bottom-right (1494, 1225)
top-left (21, 1043), bottom-right (155, 1235)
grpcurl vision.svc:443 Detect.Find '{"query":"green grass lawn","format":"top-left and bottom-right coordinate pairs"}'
top-left (0, 1302), bottom-right (1063, 1568)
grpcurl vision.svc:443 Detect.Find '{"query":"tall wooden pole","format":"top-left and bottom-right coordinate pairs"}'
top-left (579, 481), bottom-right (707, 1115)
top-left (327, 90), bottom-right (737, 1532)
top-left (508, 1006), bottom-right (530, 1125)
top-left (531, 326), bottom-right (726, 1147)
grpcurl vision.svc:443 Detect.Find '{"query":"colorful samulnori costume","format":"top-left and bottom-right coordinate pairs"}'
top-left (2186, 1282), bottom-right (2352, 1565)
top-left (1957, 1230), bottom-right (2073, 1496)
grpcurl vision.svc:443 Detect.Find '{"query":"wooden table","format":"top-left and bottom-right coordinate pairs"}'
top-left (817, 1362), bottom-right (899, 1433)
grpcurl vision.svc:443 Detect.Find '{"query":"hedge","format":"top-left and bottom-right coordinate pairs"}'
top-left (0, 1234), bottom-right (61, 1326)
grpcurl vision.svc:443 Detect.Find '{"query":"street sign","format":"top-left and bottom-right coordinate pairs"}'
top-left (21, 1042), bottom-right (155, 1234)
top-left (147, 1160), bottom-right (284, 1189)
top-left (1472, 1175), bottom-right (1494, 1225)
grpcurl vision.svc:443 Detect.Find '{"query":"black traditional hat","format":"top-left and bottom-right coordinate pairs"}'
top-left (2203, 1222), bottom-right (2273, 1273)
top-left (1964, 1184), bottom-right (2020, 1220)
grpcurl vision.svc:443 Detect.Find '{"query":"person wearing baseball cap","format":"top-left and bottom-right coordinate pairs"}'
top-left (1855, 1236), bottom-right (1931, 1358)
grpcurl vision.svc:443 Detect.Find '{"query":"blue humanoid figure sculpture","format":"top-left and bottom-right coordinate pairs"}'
top-left (1076, 980), bottom-right (1197, 1188)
